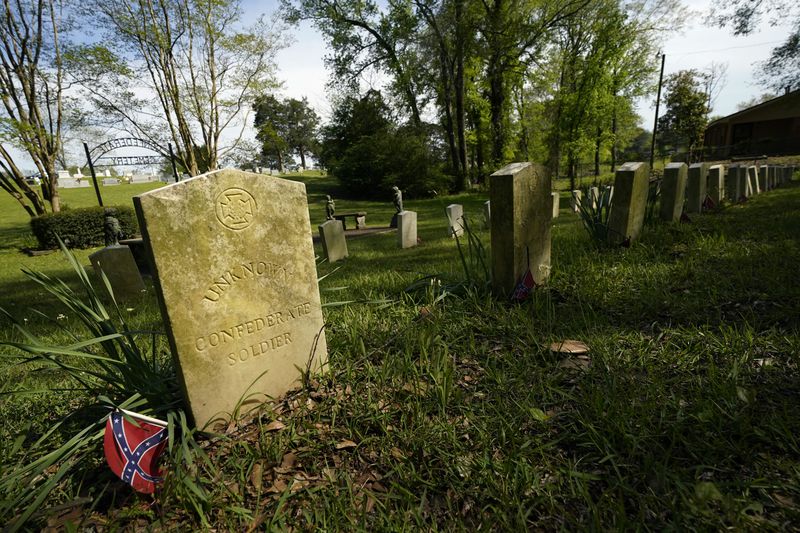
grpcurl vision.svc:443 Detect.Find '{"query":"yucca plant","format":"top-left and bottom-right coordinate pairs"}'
top-left (0, 239), bottom-right (209, 530)
top-left (576, 185), bottom-right (614, 245)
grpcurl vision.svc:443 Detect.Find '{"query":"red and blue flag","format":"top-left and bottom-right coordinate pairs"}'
top-left (511, 268), bottom-right (535, 302)
top-left (104, 410), bottom-right (168, 494)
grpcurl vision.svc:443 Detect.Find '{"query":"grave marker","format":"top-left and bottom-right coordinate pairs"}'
top-left (660, 162), bottom-right (687, 222)
top-left (397, 211), bottom-right (417, 248)
top-left (134, 169), bottom-right (328, 429)
top-left (552, 192), bottom-right (560, 218)
top-left (607, 162), bottom-right (649, 245)
top-left (319, 220), bottom-right (348, 263)
top-left (570, 190), bottom-right (581, 213)
top-left (446, 204), bottom-right (464, 237)
top-left (708, 165), bottom-right (725, 206)
top-left (726, 165), bottom-right (741, 201)
top-left (489, 162), bottom-right (551, 297)
top-left (89, 245), bottom-right (145, 302)
top-left (758, 166), bottom-right (768, 192)
top-left (483, 200), bottom-right (491, 229)
top-left (686, 162), bottom-right (707, 214)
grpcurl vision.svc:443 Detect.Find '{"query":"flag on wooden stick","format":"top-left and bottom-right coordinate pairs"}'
top-left (104, 409), bottom-right (168, 494)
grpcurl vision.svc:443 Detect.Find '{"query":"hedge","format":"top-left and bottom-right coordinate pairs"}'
top-left (30, 206), bottom-right (139, 249)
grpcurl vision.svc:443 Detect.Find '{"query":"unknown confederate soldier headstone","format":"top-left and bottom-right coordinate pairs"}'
top-left (134, 169), bottom-right (328, 429)
top-left (489, 162), bottom-right (551, 297)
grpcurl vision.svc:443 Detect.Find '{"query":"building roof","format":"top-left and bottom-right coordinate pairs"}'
top-left (708, 88), bottom-right (800, 127)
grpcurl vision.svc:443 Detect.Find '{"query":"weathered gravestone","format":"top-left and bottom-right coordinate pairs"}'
top-left (707, 164), bottom-right (725, 206)
top-left (660, 162), bottom-right (687, 222)
top-left (570, 190), bottom-right (582, 213)
top-left (89, 245), bottom-right (146, 302)
top-left (103, 178), bottom-right (120, 186)
top-left (767, 166), bottom-right (776, 189)
top-left (607, 162), bottom-right (649, 245)
top-left (489, 162), bottom-right (551, 297)
top-left (588, 187), bottom-right (599, 210)
top-left (758, 166), bottom-right (768, 192)
top-left (552, 192), bottom-right (560, 218)
top-left (446, 204), bottom-right (464, 237)
top-left (746, 166), bottom-right (757, 196)
top-left (134, 169), bottom-right (328, 429)
top-left (483, 200), bottom-right (491, 229)
top-left (686, 162), bottom-right (708, 214)
top-left (726, 165), bottom-right (742, 201)
top-left (319, 220), bottom-right (348, 262)
top-left (397, 210), bottom-right (417, 249)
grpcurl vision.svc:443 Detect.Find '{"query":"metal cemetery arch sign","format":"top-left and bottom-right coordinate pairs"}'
top-left (82, 137), bottom-right (180, 206)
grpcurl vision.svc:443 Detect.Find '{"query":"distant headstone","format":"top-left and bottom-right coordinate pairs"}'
top-left (397, 210), bottom-right (417, 249)
top-left (134, 169), bottom-right (328, 429)
top-left (707, 165), bottom-right (725, 206)
top-left (570, 190), bottom-right (581, 213)
top-left (489, 162), bottom-right (551, 297)
top-left (726, 165), bottom-right (742, 201)
top-left (319, 220), bottom-right (348, 263)
top-left (446, 204), bottom-right (464, 238)
top-left (89, 245), bottom-right (146, 302)
top-left (767, 166), bottom-right (776, 189)
top-left (103, 178), bottom-right (120, 186)
top-left (746, 166), bottom-right (757, 196)
top-left (660, 162), bottom-right (687, 222)
top-left (607, 162), bottom-right (649, 245)
top-left (686, 162), bottom-right (707, 214)
top-left (59, 178), bottom-right (89, 188)
top-left (588, 187), bottom-right (599, 209)
top-left (483, 200), bottom-right (491, 229)
top-left (552, 192), bottom-right (560, 218)
top-left (758, 166), bottom-right (768, 192)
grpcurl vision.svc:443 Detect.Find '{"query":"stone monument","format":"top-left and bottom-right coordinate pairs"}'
top-left (570, 190), bottom-right (581, 213)
top-left (133, 169), bottom-right (328, 429)
top-left (552, 192), bottom-right (560, 218)
top-left (489, 162), bottom-right (551, 297)
top-left (607, 162), bottom-right (649, 245)
top-left (707, 165), bottom-right (725, 206)
top-left (660, 162), bottom-right (687, 222)
top-left (446, 204), bottom-right (464, 237)
top-left (104, 208), bottom-right (124, 246)
top-left (390, 186), bottom-right (403, 228)
top-left (319, 220), bottom-right (348, 263)
top-left (397, 211), bottom-right (417, 248)
top-left (686, 162), bottom-right (707, 214)
top-left (325, 195), bottom-right (335, 220)
top-left (89, 245), bottom-right (146, 302)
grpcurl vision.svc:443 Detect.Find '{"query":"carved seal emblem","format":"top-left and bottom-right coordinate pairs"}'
top-left (215, 188), bottom-right (256, 230)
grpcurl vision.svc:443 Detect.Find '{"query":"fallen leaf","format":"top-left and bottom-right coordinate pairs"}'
top-left (264, 420), bottom-right (285, 432)
top-left (250, 461), bottom-right (263, 492)
top-left (281, 452), bottom-right (297, 469)
top-left (390, 447), bottom-right (405, 459)
top-left (550, 339), bottom-right (590, 355)
top-left (335, 439), bottom-right (358, 450)
top-left (558, 355), bottom-right (591, 371)
top-left (268, 478), bottom-right (288, 493)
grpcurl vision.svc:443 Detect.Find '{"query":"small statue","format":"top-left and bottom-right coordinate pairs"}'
top-left (392, 186), bottom-right (403, 213)
top-left (103, 207), bottom-right (123, 247)
top-left (325, 195), bottom-right (336, 220)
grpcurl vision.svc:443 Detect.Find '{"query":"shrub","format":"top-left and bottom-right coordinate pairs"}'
top-left (30, 206), bottom-right (138, 249)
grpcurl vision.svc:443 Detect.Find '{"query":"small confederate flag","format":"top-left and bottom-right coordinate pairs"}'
top-left (104, 410), bottom-right (168, 494)
top-left (511, 268), bottom-right (535, 302)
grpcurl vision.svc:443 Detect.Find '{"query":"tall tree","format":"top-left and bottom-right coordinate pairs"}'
top-left (285, 98), bottom-right (320, 169)
top-left (657, 69), bottom-right (709, 162)
top-left (254, 95), bottom-right (292, 172)
top-left (0, 0), bottom-right (67, 215)
top-left (74, 0), bottom-right (283, 176)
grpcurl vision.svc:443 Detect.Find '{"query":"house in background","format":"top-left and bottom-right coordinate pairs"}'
top-left (704, 89), bottom-right (800, 159)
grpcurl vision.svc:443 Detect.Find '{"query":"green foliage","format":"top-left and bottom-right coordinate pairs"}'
top-left (657, 70), bottom-right (709, 161)
top-left (321, 90), bottom-right (449, 198)
top-left (254, 95), bottom-right (321, 171)
top-left (30, 206), bottom-right (138, 249)
top-left (576, 185), bottom-right (613, 245)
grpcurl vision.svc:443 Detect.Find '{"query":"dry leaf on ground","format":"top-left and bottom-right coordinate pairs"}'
top-left (550, 339), bottom-right (590, 355)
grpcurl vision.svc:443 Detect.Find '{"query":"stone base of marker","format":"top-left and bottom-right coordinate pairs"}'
top-left (552, 192), bottom-right (560, 218)
top-left (660, 162), bottom-right (687, 222)
top-left (608, 162), bottom-right (649, 245)
top-left (489, 162), bottom-right (551, 297)
top-left (447, 204), bottom-right (464, 237)
top-left (570, 190), bottom-right (581, 213)
top-left (686, 162), bottom-right (707, 214)
top-left (89, 245), bottom-right (146, 301)
top-left (319, 220), bottom-right (348, 262)
top-left (397, 210), bottom-right (417, 248)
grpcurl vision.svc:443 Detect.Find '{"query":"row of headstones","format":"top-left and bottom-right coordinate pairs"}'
top-left (57, 175), bottom-right (157, 188)
top-left (90, 164), bottom-right (796, 429)
top-left (317, 210), bottom-right (419, 262)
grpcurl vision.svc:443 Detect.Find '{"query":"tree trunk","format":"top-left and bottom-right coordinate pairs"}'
top-left (594, 127), bottom-right (602, 177)
top-left (454, 0), bottom-right (468, 189)
top-left (299, 147), bottom-right (307, 170)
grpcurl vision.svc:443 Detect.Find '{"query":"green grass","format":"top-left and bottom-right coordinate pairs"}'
top-left (2, 171), bottom-right (800, 529)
